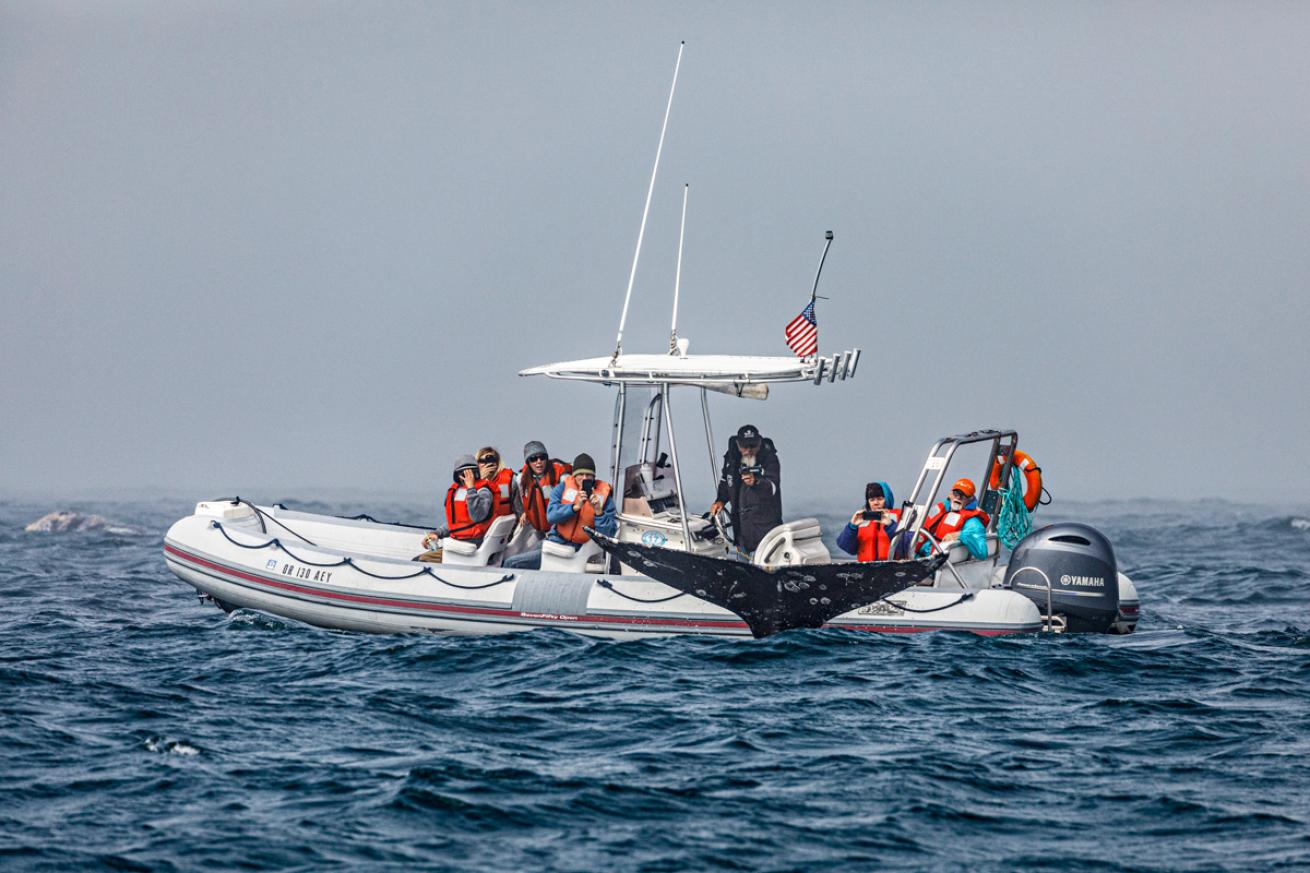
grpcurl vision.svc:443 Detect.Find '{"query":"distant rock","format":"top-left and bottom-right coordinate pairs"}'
top-left (24, 511), bottom-right (143, 535)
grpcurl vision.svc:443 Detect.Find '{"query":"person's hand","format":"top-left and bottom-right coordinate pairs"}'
top-left (881, 513), bottom-right (896, 527)
top-left (711, 501), bottom-right (725, 517)
top-left (422, 532), bottom-right (437, 549)
top-left (941, 531), bottom-right (960, 543)
top-left (572, 493), bottom-right (586, 511)
top-left (850, 510), bottom-right (864, 526)
top-left (590, 492), bottom-right (604, 510)
top-left (459, 469), bottom-right (475, 488)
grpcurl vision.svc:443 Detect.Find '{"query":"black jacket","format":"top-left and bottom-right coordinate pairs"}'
top-left (714, 436), bottom-right (781, 547)
top-left (735, 476), bottom-right (782, 554)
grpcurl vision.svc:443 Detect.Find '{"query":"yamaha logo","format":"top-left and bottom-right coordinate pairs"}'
top-left (1060, 574), bottom-right (1106, 587)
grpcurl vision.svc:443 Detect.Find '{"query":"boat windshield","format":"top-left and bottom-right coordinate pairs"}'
top-left (612, 386), bottom-right (683, 518)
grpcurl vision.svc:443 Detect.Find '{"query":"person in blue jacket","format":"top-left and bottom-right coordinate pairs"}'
top-left (918, 478), bottom-right (990, 560)
top-left (837, 481), bottom-right (905, 561)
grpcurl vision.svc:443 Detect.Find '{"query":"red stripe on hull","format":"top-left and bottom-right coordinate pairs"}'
top-left (164, 543), bottom-right (745, 631)
top-left (164, 543), bottom-right (1032, 637)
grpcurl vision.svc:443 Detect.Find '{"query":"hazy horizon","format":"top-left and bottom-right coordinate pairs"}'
top-left (4, 2), bottom-right (1308, 505)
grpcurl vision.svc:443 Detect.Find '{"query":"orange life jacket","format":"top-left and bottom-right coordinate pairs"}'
top-left (519, 460), bottom-right (571, 533)
top-left (856, 508), bottom-right (902, 562)
top-left (553, 474), bottom-right (613, 545)
top-left (486, 467), bottom-right (515, 518)
top-left (444, 482), bottom-right (494, 541)
top-left (922, 501), bottom-right (990, 544)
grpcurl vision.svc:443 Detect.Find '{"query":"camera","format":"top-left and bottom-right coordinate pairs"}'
top-left (581, 479), bottom-right (595, 496)
top-left (862, 509), bottom-right (882, 521)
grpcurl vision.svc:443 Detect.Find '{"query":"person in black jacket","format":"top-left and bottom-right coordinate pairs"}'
top-left (733, 462), bottom-right (783, 554)
top-left (710, 424), bottom-right (782, 551)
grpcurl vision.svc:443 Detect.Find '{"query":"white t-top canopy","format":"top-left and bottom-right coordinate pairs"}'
top-left (519, 350), bottom-right (860, 389)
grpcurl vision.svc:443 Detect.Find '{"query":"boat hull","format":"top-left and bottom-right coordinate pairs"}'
top-left (162, 504), bottom-right (1048, 639)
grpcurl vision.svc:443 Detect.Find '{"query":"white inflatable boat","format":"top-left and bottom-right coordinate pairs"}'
top-left (163, 353), bottom-right (1139, 639)
top-left (163, 501), bottom-right (1052, 639)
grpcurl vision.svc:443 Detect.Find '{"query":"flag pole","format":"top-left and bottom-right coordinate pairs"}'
top-left (808, 230), bottom-right (834, 357)
top-left (810, 230), bottom-right (834, 306)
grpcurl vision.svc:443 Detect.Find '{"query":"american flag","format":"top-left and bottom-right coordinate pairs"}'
top-left (784, 300), bottom-right (818, 358)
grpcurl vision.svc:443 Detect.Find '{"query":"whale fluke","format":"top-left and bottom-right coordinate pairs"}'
top-left (590, 533), bottom-right (947, 638)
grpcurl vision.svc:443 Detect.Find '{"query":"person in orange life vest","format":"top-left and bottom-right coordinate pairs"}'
top-left (917, 478), bottom-right (990, 559)
top-left (423, 454), bottom-right (494, 549)
top-left (547, 453), bottom-right (617, 545)
top-left (475, 446), bottom-right (519, 520)
top-left (836, 481), bottom-right (904, 561)
top-left (516, 440), bottom-right (571, 534)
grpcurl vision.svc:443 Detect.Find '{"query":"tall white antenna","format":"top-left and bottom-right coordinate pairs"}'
top-left (669, 183), bottom-right (689, 353)
top-left (610, 41), bottom-right (685, 367)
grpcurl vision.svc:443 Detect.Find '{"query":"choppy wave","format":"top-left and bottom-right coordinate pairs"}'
top-left (2, 497), bottom-right (1310, 871)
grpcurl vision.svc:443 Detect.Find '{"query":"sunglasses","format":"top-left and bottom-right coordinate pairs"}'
top-left (478, 455), bottom-right (498, 465)
top-left (527, 454), bottom-right (547, 464)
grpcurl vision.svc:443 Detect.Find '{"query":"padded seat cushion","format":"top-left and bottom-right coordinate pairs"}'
top-left (442, 538), bottom-right (479, 556)
top-left (541, 539), bottom-right (577, 558)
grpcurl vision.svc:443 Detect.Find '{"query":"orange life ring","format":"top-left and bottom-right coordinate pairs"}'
top-left (989, 449), bottom-right (1042, 512)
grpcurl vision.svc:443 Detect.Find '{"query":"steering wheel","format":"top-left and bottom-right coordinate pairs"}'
top-left (694, 509), bottom-right (733, 546)
top-left (712, 510), bottom-right (732, 545)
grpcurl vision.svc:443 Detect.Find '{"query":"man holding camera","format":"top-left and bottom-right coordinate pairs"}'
top-left (547, 452), bottom-right (617, 545)
top-left (709, 424), bottom-right (782, 552)
top-left (733, 461), bottom-right (783, 555)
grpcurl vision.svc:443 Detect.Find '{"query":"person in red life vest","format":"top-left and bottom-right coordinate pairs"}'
top-left (475, 446), bottom-right (518, 520)
top-left (423, 454), bottom-right (495, 549)
top-left (917, 478), bottom-right (990, 559)
top-left (503, 453), bottom-right (617, 570)
top-left (836, 481), bottom-right (905, 561)
top-left (516, 440), bottom-right (571, 534)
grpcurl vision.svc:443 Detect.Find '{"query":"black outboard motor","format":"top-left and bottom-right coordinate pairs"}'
top-left (1003, 523), bottom-right (1121, 633)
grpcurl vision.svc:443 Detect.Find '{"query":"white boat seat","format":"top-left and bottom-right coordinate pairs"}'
top-left (640, 463), bottom-right (676, 503)
top-left (752, 517), bottom-right (831, 567)
top-left (539, 537), bottom-right (604, 573)
top-left (441, 514), bottom-right (517, 567)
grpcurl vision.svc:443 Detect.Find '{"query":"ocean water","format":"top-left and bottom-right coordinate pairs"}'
top-left (3, 495), bottom-right (1309, 871)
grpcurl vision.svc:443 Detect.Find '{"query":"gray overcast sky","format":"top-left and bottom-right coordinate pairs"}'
top-left (3, 1), bottom-right (1308, 505)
